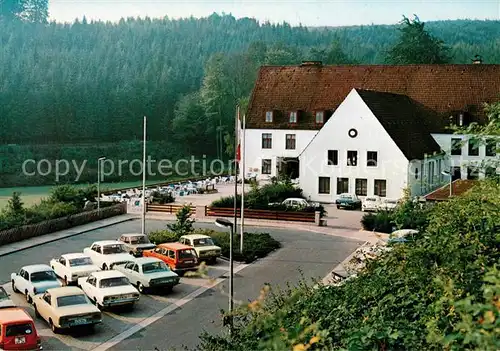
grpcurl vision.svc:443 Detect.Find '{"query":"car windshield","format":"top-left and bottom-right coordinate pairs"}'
top-left (178, 249), bottom-right (196, 259)
top-left (69, 257), bottom-right (93, 267)
top-left (0, 287), bottom-right (8, 300)
top-left (193, 238), bottom-right (214, 246)
top-left (102, 244), bottom-right (126, 254)
top-left (5, 323), bottom-right (33, 337)
top-left (340, 194), bottom-right (352, 199)
top-left (129, 236), bottom-right (149, 244)
top-left (365, 198), bottom-right (377, 202)
top-left (142, 261), bottom-right (169, 273)
top-left (99, 277), bottom-right (129, 288)
top-left (30, 270), bottom-right (57, 282)
top-left (57, 294), bottom-right (88, 307)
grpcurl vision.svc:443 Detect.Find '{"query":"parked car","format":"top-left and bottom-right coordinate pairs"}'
top-left (0, 307), bottom-right (42, 350)
top-left (335, 193), bottom-right (362, 210)
top-left (0, 286), bottom-right (15, 309)
top-left (118, 233), bottom-right (156, 257)
top-left (49, 253), bottom-right (100, 285)
top-left (179, 234), bottom-right (221, 264)
top-left (378, 198), bottom-right (400, 211)
top-left (83, 241), bottom-right (135, 270)
top-left (11, 265), bottom-right (62, 304)
top-left (268, 198), bottom-right (319, 208)
top-left (113, 257), bottom-right (180, 293)
top-left (143, 243), bottom-right (198, 276)
top-left (361, 196), bottom-right (381, 212)
top-left (77, 271), bottom-right (140, 310)
top-left (32, 286), bottom-right (102, 333)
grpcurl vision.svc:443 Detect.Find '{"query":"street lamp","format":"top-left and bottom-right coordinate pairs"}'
top-left (441, 169), bottom-right (452, 198)
top-left (214, 218), bottom-right (234, 334)
top-left (97, 157), bottom-right (106, 210)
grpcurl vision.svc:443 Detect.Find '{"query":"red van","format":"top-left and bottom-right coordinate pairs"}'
top-left (143, 242), bottom-right (198, 276)
top-left (0, 308), bottom-right (42, 350)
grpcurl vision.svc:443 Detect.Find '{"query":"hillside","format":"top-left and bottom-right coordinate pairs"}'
top-left (1, 15), bottom-right (499, 186)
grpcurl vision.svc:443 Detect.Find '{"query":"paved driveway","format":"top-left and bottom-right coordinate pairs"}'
top-left (0, 219), bottom-right (363, 351)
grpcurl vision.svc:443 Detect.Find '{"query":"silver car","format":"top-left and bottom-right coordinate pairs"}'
top-left (113, 257), bottom-right (180, 293)
top-left (118, 233), bottom-right (156, 257)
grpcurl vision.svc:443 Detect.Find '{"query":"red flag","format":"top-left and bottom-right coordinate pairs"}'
top-left (236, 143), bottom-right (241, 162)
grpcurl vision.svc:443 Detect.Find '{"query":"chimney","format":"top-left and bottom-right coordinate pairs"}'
top-left (300, 60), bottom-right (322, 67)
top-left (472, 55), bottom-right (482, 64)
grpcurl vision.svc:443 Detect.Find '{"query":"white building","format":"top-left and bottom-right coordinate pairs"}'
top-left (241, 62), bottom-right (499, 202)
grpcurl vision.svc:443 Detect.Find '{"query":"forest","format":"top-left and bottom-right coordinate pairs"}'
top-left (1, 5), bottom-right (500, 185)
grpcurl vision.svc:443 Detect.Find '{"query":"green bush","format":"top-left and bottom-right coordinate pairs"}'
top-left (360, 211), bottom-right (394, 233)
top-left (147, 229), bottom-right (180, 244)
top-left (204, 229), bottom-right (281, 264)
top-left (199, 180), bottom-right (500, 351)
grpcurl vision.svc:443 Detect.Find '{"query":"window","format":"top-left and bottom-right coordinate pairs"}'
top-left (318, 177), bottom-right (330, 194)
top-left (486, 139), bottom-right (497, 156)
top-left (467, 166), bottom-right (479, 180)
top-left (261, 133), bottom-right (272, 149)
top-left (415, 168), bottom-right (419, 179)
top-left (428, 162), bottom-right (435, 183)
top-left (262, 159), bottom-right (272, 174)
top-left (451, 138), bottom-right (462, 155)
top-left (289, 111), bottom-right (297, 123)
top-left (336, 178), bottom-right (349, 194)
top-left (468, 138), bottom-right (479, 156)
top-left (285, 134), bottom-right (296, 149)
top-left (265, 111), bottom-right (273, 122)
top-left (374, 179), bottom-right (387, 197)
top-left (485, 166), bottom-right (497, 178)
top-left (315, 111), bottom-right (324, 124)
top-left (367, 151), bottom-right (377, 167)
top-left (327, 150), bottom-right (338, 165)
top-left (347, 150), bottom-right (358, 166)
top-left (355, 179), bottom-right (367, 196)
top-left (452, 166), bottom-right (461, 181)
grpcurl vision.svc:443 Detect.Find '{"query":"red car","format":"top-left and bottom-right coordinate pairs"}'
top-left (0, 308), bottom-right (42, 350)
top-left (143, 243), bottom-right (198, 276)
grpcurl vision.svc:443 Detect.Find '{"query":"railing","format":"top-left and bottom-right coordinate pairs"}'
top-left (205, 207), bottom-right (316, 223)
top-left (146, 204), bottom-right (196, 215)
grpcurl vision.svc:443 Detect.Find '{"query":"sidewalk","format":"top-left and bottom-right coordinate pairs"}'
top-left (0, 215), bottom-right (135, 257)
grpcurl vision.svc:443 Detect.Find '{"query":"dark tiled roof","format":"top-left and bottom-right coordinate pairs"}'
top-left (246, 64), bottom-right (500, 130)
top-left (355, 89), bottom-right (442, 160)
top-left (424, 179), bottom-right (478, 201)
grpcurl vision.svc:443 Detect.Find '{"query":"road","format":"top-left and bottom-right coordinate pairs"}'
top-left (0, 219), bottom-right (364, 351)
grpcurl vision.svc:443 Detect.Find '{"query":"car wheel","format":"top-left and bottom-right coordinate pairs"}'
top-left (336, 205), bottom-right (340, 209)
top-left (63, 276), bottom-right (68, 286)
top-left (34, 304), bottom-right (40, 318)
top-left (137, 282), bottom-right (145, 293)
top-left (93, 298), bottom-right (104, 310)
top-left (49, 319), bottom-right (59, 334)
top-left (12, 280), bottom-right (19, 293)
top-left (102, 263), bottom-right (108, 270)
top-left (25, 291), bottom-right (32, 304)
top-left (165, 286), bottom-right (173, 293)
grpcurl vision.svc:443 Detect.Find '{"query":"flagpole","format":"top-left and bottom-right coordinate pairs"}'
top-left (141, 116), bottom-right (147, 236)
top-left (233, 106), bottom-right (239, 243)
top-left (240, 114), bottom-right (245, 253)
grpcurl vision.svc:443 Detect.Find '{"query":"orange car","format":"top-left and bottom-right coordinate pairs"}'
top-left (143, 243), bottom-right (198, 276)
top-left (0, 308), bottom-right (42, 350)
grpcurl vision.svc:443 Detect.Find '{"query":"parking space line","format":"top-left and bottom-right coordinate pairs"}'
top-left (92, 263), bottom-right (249, 351)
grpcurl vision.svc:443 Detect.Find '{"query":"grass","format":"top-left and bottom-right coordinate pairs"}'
top-left (0, 180), bottom-right (171, 210)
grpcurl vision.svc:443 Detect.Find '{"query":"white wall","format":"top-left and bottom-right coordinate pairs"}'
top-left (240, 128), bottom-right (318, 179)
top-left (298, 89), bottom-right (411, 203)
top-left (431, 133), bottom-right (499, 179)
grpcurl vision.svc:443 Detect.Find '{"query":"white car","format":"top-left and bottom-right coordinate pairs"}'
top-left (0, 286), bottom-right (15, 309)
top-left (378, 198), bottom-right (399, 211)
top-left (78, 271), bottom-right (140, 310)
top-left (50, 253), bottom-right (100, 285)
top-left (11, 264), bottom-right (62, 303)
top-left (83, 241), bottom-right (135, 270)
top-left (362, 196), bottom-right (381, 212)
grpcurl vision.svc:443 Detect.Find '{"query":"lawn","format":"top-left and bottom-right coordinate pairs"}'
top-left (0, 180), bottom-right (164, 210)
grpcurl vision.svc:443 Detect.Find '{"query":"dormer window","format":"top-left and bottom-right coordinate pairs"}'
top-left (265, 111), bottom-right (273, 123)
top-left (289, 111), bottom-right (298, 123)
top-left (315, 111), bottom-right (324, 124)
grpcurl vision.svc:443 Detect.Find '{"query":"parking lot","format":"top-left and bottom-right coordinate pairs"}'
top-left (0, 218), bottom-right (364, 350)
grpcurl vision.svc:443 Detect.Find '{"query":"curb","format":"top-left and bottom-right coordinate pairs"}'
top-left (0, 217), bottom-right (136, 257)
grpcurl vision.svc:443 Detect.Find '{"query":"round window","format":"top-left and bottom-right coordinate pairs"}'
top-left (348, 128), bottom-right (358, 138)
